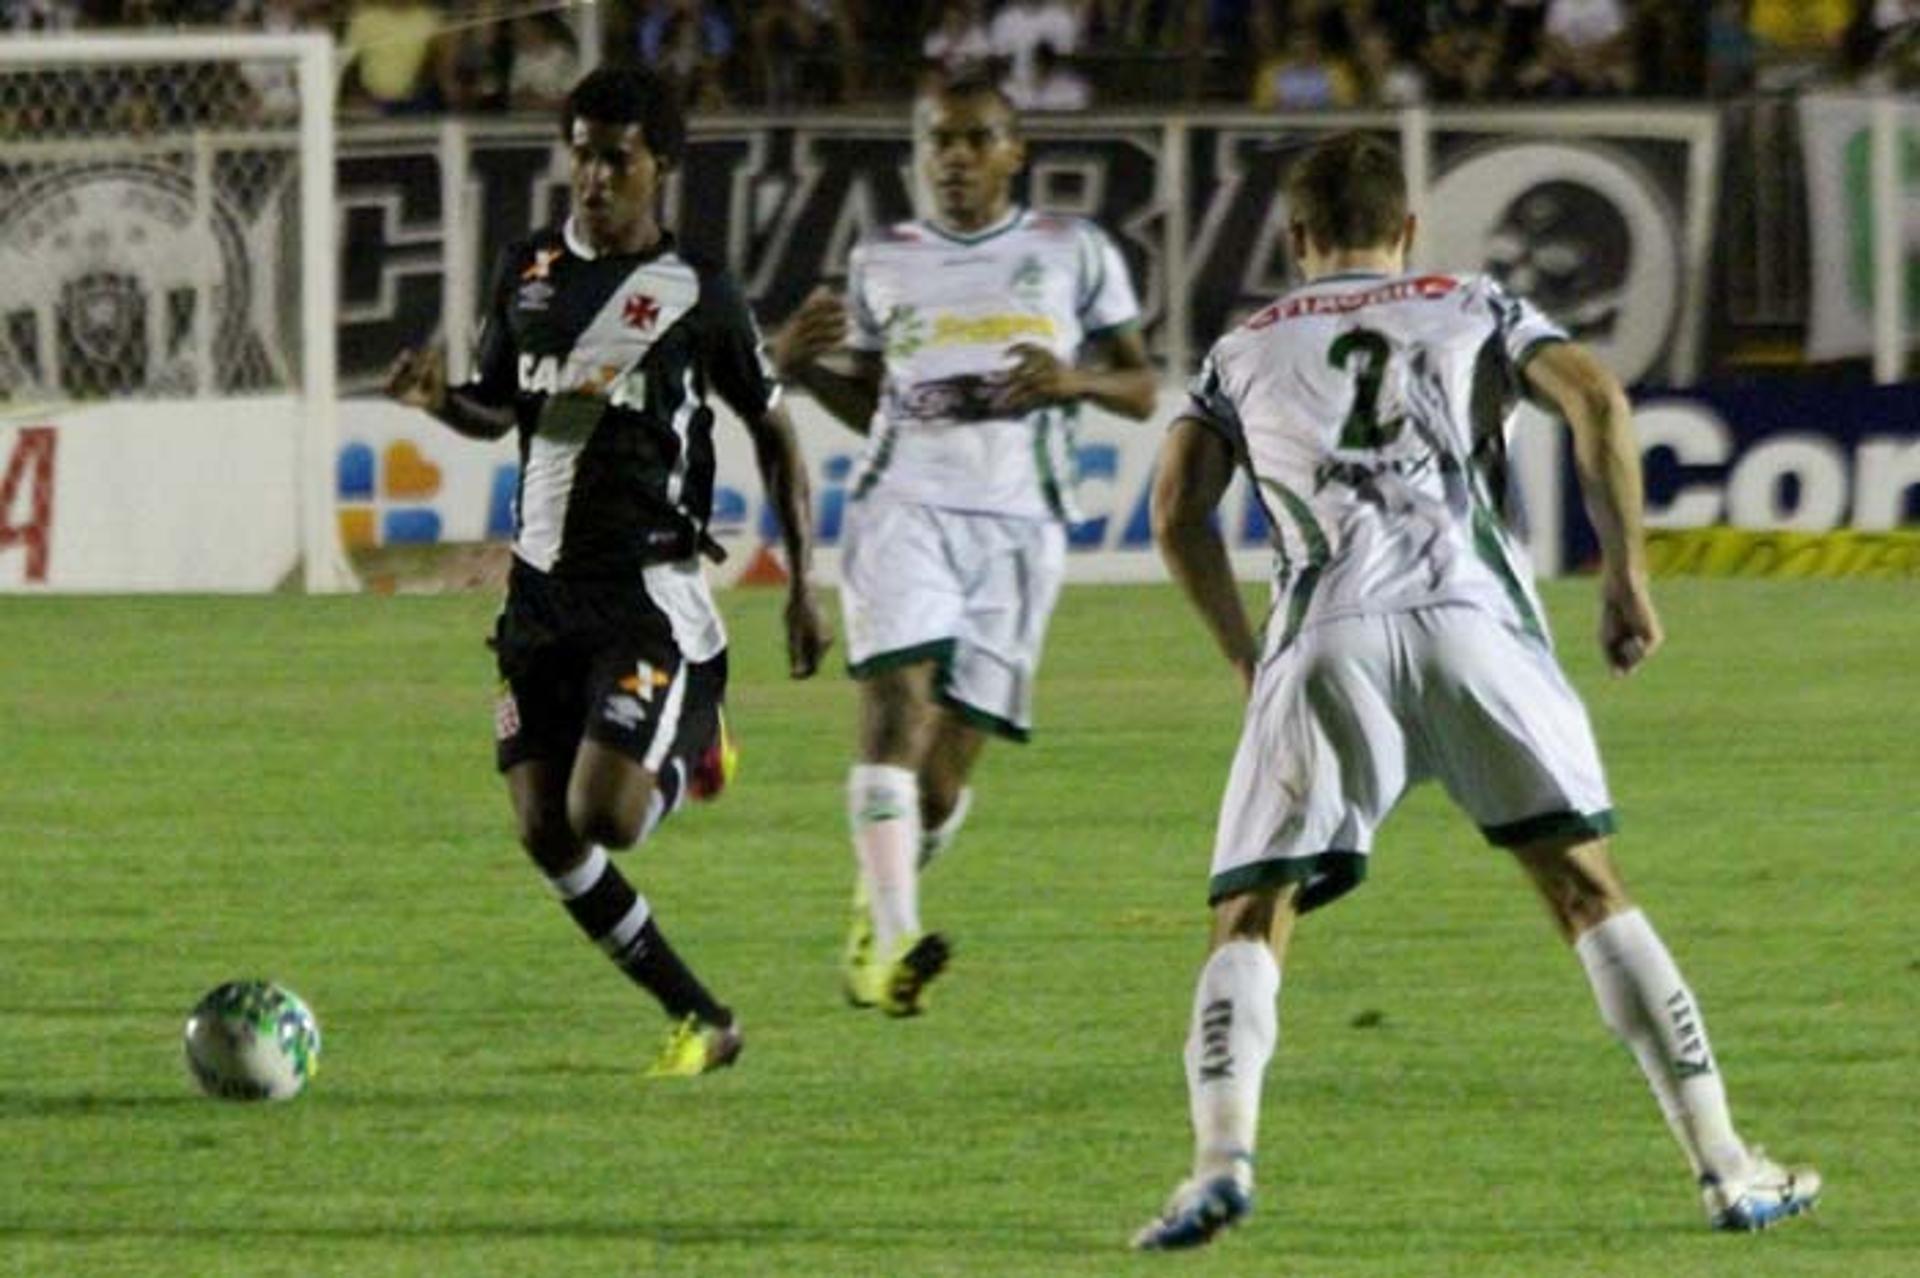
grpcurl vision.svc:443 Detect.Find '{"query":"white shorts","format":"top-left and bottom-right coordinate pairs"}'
top-left (840, 497), bottom-right (1066, 740)
top-left (1209, 605), bottom-right (1615, 910)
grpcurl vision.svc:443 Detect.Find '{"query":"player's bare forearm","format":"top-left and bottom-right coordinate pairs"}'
top-left (771, 288), bottom-right (879, 434)
top-left (386, 347), bottom-right (514, 441)
top-left (1524, 343), bottom-right (1646, 585)
top-left (1153, 418), bottom-right (1258, 690)
top-left (747, 403), bottom-right (833, 677)
top-left (748, 403), bottom-right (817, 580)
top-left (1071, 364), bottom-right (1159, 420)
top-left (786, 358), bottom-right (880, 435)
top-left (1161, 517), bottom-right (1256, 689)
top-left (436, 389), bottom-right (516, 441)
top-left (1007, 329), bottom-right (1156, 420)
top-left (1575, 401), bottom-right (1664, 673)
top-left (1073, 327), bottom-right (1158, 420)
top-left (1525, 341), bottom-right (1662, 673)
top-left (1573, 409), bottom-right (1648, 585)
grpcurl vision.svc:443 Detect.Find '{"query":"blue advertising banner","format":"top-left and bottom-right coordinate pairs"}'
top-left (1558, 380), bottom-right (1920, 572)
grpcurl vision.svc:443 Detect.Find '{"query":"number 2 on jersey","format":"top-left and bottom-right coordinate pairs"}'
top-left (1329, 328), bottom-right (1403, 450)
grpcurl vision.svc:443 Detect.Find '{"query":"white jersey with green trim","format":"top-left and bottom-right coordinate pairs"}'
top-left (846, 206), bottom-right (1140, 521)
top-left (1186, 270), bottom-right (1568, 646)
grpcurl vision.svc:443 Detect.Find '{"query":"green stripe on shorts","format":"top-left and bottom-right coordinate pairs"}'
top-left (1481, 808), bottom-right (1618, 847)
top-left (1208, 850), bottom-right (1367, 914)
top-left (937, 692), bottom-right (1032, 744)
top-left (847, 638), bottom-right (956, 680)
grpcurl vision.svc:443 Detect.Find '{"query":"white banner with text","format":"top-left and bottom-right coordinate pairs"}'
top-left (0, 399), bottom-right (301, 592)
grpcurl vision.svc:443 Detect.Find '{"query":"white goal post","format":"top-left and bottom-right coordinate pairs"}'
top-left (0, 32), bottom-right (352, 592)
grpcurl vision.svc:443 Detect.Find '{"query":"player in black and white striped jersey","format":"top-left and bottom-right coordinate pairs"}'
top-left (386, 67), bottom-right (830, 1079)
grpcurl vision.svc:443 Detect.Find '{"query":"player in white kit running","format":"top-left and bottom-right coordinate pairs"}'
top-left (773, 73), bottom-right (1156, 1016)
top-left (1132, 132), bottom-right (1819, 1250)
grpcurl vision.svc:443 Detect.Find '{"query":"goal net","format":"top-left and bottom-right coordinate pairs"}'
top-left (0, 33), bottom-right (351, 591)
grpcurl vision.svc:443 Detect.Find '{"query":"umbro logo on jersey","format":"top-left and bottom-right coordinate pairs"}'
top-left (602, 695), bottom-right (648, 730)
top-left (516, 280), bottom-right (554, 311)
top-left (618, 663), bottom-right (672, 703)
top-left (521, 248), bottom-right (562, 281)
top-left (623, 294), bottom-right (662, 331)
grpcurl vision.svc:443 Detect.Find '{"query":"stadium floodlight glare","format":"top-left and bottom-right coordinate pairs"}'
top-left (0, 32), bottom-right (354, 592)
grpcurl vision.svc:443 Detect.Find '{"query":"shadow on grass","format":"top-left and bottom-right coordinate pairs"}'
top-left (516, 1060), bottom-right (640, 1077)
top-left (0, 1093), bottom-right (207, 1115)
top-left (0, 1090), bottom-right (546, 1116)
top-left (0, 1004), bottom-right (184, 1018)
top-left (0, 1219), bottom-right (1097, 1252)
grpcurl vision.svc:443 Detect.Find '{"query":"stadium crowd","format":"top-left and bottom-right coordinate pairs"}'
top-left (3, 0), bottom-right (1919, 115)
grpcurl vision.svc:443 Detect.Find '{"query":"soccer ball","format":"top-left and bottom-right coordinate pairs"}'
top-left (182, 980), bottom-right (321, 1101)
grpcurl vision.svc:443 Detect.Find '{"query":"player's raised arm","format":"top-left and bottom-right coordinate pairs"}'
top-left (1522, 341), bottom-right (1662, 676)
top-left (1152, 415), bottom-right (1258, 692)
top-left (770, 286), bottom-right (884, 435)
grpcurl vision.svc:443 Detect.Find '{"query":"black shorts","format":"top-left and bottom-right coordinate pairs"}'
top-left (491, 559), bottom-right (728, 773)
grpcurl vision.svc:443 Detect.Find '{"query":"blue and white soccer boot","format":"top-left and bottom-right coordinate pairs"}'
top-left (1701, 1150), bottom-right (1821, 1231)
top-left (1131, 1162), bottom-right (1253, 1251)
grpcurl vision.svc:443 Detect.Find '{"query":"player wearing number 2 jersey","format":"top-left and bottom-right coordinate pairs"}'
top-left (1187, 269), bottom-right (1566, 653)
top-left (1132, 132), bottom-right (1819, 1250)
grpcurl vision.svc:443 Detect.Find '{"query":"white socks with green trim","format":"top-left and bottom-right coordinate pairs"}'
top-left (1575, 908), bottom-right (1748, 1181)
top-left (1184, 940), bottom-right (1280, 1179)
top-left (849, 764), bottom-right (921, 957)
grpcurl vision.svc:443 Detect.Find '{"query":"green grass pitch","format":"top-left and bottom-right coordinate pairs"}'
top-left (0, 578), bottom-right (1913, 1277)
